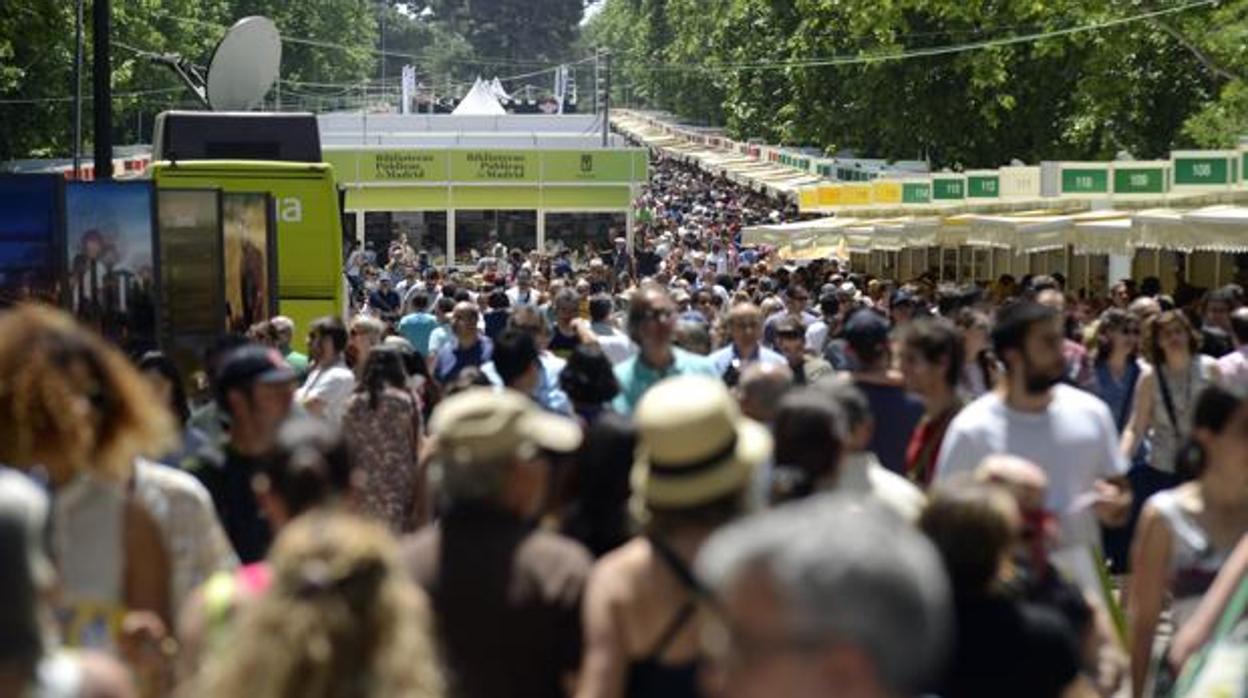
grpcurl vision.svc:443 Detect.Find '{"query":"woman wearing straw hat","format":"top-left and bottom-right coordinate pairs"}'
top-left (578, 375), bottom-right (772, 698)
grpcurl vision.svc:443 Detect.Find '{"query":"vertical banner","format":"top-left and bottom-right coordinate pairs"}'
top-left (223, 192), bottom-right (276, 333)
top-left (400, 65), bottom-right (416, 115)
top-left (157, 188), bottom-right (224, 380)
top-left (65, 181), bottom-right (158, 354)
top-left (0, 174), bottom-right (63, 307)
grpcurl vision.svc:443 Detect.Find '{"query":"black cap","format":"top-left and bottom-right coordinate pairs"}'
top-left (843, 309), bottom-right (891, 350)
top-left (891, 289), bottom-right (917, 308)
top-left (216, 345), bottom-right (297, 396)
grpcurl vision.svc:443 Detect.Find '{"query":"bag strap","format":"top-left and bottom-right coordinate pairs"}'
top-left (1118, 362), bottom-right (1139, 433)
top-left (646, 533), bottom-right (707, 598)
top-left (1156, 367), bottom-right (1182, 436)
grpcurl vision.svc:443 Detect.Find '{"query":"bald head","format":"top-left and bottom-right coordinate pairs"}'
top-left (974, 454), bottom-right (1048, 514)
top-left (1035, 289), bottom-right (1065, 312)
top-left (737, 362), bottom-right (793, 423)
top-left (1129, 296), bottom-right (1161, 324)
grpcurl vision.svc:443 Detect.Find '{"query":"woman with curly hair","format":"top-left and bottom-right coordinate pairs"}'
top-left (195, 512), bottom-right (444, 698)
top-left (0, 305), bottom-right (176, 644)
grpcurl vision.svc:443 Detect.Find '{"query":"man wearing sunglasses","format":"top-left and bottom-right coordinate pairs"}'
top-left (612, 284), bottom-right (717, 415)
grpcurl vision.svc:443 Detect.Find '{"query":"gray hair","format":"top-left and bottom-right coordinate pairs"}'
top-left (697, 494), bottom-right (952, 694)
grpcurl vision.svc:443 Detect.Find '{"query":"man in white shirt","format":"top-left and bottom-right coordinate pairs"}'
top-left (295, 317), bottom-right (356, 425)
top-left (1216, 307), bottom-right (1248, 390)
top-left (935, 300), bottom-right (1131, 592)
top-left (507, 267), bottom-right (538, 307)
top-left (588, 293), bottom-right (635, 364)
top-left (819, 376), bottom-right (926, 522)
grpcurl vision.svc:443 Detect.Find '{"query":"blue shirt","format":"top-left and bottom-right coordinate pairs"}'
top-left (481, 353), bottom-right (572, 415)
top-left (434, 336), bottom-right (493, 384)
top-left (612, 347), bottom-right (719, 415)
top-left (708, 344), bottom-right (788, 381)
top-left (855, 379), bottom-right (924, 474)
top-left (397, 312), bottom-right (438, 355)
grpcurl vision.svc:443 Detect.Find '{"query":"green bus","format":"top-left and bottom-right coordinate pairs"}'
top-left (149, 160), bottom-right (344, 336)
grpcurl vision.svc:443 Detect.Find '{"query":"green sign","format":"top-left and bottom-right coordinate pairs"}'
top-left (450, 150), bottom-right (538, 182)
top-left (1173, 156), bottom-right (1230, 186)
top-left (1113, 167), bottom-right (1166, 195)
top-left (967, 175), bottom-right (1000, 198)
top-left (543, 151), bottom-right (637, 182)
top-left (932, 178), bottom-right (965, 200)
top-left (1061, 168), bottom-right (1109, 195)
top-left (902, 182), bottom-right (931, 204)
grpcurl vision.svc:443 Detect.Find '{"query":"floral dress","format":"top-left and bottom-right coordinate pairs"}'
top-left (342, 388), bottom-right (423, 533)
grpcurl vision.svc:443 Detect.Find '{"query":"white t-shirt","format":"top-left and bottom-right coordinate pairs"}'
top-left (1216, 346), bottom-right (1248, 392)
top-left (934, 384), bottom-right (1127, 555)
top-left (296, 362), bottom-right (356, 425)
top-left (591, 322), bottom-right (637, 365)
top-left (834, 452), bottom-right (926, 523)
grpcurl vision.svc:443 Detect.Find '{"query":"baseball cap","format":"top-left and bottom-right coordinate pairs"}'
top-left (215, 345), bottom-right (297, 394)
top-left (430, 388), bottom-right (582, 467)
top-left (843, 309), bottom-right (891, 350)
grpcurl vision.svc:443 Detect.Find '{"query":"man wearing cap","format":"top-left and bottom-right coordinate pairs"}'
top-left (185, 345), bottom-right (296, 563)
top-left (403, 388), bottom-right (590, 698)
top-left (843, 308), bottom-right (925, 475)
top-left (612, 285), bottom-right (718, 415)
top-left (774, 315), bottom-right (834, 386)
top-left (580, 375), bottom-right (771, 698)
top-left (711, 303), bottom-right (787, 388)
top-left (368, 274), bottom-right (402, 322)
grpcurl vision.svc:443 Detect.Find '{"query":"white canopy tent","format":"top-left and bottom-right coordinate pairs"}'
top-left (452, 78), bottom-right (507, 116)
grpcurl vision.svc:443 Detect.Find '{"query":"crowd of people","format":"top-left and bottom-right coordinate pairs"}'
top-left (2, 153), bottom-right (1247, 698)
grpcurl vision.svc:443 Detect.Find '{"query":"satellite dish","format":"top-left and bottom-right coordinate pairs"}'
top-left (206, 16), bottom-right (281, 111)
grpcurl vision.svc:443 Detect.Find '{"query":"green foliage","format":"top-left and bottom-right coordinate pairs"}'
top-left (587, 0), bottom-right (1247, 167)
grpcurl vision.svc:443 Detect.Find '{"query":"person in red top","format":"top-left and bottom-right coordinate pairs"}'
top-left (900, 317), bottom-right (965, 487)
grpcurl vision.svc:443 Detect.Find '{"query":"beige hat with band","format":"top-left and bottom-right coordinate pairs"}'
top-left (632, 375), bottom-right (772, 511)
top-left (430, 387), bottom-right (582, 466)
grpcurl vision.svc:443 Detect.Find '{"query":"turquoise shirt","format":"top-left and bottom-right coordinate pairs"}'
top-left (397, 312), bottom-right (439, 355)
top-left (612, 347), bottom-right (719, 415)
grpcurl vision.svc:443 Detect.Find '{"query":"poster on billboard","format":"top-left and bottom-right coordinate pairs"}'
top-left (0, 174), bottom-right (63, 307)
top-left (65, 181), bottom-right (158, 354)
top-left (223, 192), bottom-right (276, 334)
top-left (157, 188), bottom-right (224, 378)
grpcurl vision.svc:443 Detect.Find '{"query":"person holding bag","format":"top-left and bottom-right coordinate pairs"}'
top-left (1120, 311), bottom-right (1220, 510)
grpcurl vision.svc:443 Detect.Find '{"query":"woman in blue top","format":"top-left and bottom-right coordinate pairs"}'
top-left (1089, 309), bottom-right (1143, 430)
top-left (1088, 308), bottom-right (1144, 572)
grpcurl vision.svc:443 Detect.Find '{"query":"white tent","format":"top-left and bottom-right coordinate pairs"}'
top-left (488, 77), bottom-right (511, 102)
top-left (452, 78), bottom-right (506, 116)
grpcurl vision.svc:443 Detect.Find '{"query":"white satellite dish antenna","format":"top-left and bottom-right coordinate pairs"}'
top-left (206, 16), bottom-right (281, 111)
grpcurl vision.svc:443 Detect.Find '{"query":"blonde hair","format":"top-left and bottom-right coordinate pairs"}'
top-left (197, 512), bottom-right (444, 698)
top-left (0, 305), bottom-right (174, 481)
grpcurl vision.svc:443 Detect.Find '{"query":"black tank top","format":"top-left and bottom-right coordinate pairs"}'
top-left (625, 535), bottom-right (704, 698)
top-left (548, 326), bottom-right (582, 360)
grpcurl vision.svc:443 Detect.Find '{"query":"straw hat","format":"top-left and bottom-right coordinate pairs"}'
top-left (632, 376), bottom-right (772, 510)
top-left (430, 388), bottom-right (582, 467)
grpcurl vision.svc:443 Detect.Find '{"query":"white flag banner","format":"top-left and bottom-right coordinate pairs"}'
top-left (401, 65), bottom-right (416, 114)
